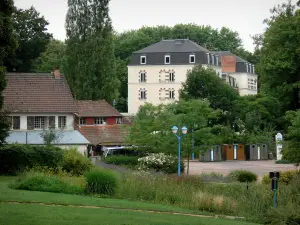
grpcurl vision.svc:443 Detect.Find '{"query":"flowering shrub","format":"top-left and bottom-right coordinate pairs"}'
top-left (137, 153), bottom-right (184, 174)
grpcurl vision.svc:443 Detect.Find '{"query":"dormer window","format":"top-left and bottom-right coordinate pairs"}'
top-left (189, 54), bottom-right (195, 63)
top-left (211, 54), bottom-right (215, 65)
top-left (216, 56), bottom-right (219, 66)
top-left (252, 65), bottom-right (255, 74)
top-left (140, 56), bottom-right (146, 64)
top-left (165, 55), bottom-right (170, 64)
top-left (246, 63), bottom-right (249, 73)
top-left (249, 64), bottom-right (252, 73)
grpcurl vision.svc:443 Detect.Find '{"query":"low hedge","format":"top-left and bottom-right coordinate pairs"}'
top-left (103, 155), bottom-right (139, 167)
top-left (228, 170), bottom-right (257, 183)
top-left (0, 144), bottom-right (63, 175)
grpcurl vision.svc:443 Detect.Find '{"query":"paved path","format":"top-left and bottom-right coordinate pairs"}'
top-left (186, 160), bottom-right (295, 177)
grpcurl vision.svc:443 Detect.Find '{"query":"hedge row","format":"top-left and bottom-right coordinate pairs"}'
top-left (0, 144), bottom-right (63, 175)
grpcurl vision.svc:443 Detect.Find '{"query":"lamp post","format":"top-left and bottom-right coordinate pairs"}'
top-left (172, 126), bottom-right (188, 176)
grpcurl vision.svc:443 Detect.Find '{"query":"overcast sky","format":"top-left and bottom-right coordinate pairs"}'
top-left (14, 0), bottom-right (295, 52)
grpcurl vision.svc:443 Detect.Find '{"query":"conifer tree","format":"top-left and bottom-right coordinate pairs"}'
top-left (65, 0), bottom-right (119, 103)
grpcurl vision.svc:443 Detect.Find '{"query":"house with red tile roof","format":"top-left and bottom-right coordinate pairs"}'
top-left (3, 70), bottom-right (90, 154)
top-left (75, 100), bottom-right (131, 156)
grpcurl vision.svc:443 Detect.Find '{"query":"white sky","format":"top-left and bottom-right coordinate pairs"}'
top-left (14, 0), bottom-right (296, 52)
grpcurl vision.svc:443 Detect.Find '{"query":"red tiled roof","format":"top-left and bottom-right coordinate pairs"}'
top-left (76, 100), bottom-right (122, 117)
top-left (78, 125), bottom-right (129, 145)
top-left (3, 73), bottom-right (77, 113)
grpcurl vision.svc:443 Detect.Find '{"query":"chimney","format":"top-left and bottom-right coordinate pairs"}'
top-left (52, 69), bottom-right (61, 79)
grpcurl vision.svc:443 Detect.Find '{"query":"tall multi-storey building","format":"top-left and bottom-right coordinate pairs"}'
top-left (127, 39), bottom-right (257, 114)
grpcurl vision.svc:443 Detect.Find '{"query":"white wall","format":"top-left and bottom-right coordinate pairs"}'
top-left (128, 64), bottom-right (221, 114)
top-left (228, 72), bottom-right (258, 96)
top-left (57, 145), bottom-right (88, 155)
top-left (9, 113), bottom-right (74, 130)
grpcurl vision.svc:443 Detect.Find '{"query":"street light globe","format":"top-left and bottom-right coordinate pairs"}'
top-left (181, 126), bottom-right (188, 134)
top-left (172, 126), bottom-right (178, 134)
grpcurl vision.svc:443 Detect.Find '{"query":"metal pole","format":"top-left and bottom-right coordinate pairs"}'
top-left (274, 178), bottom-right (277, 208)
top-left (192, 128), bottom-right (195, 160)
top-left (178, 136), bottom-right (181, 176)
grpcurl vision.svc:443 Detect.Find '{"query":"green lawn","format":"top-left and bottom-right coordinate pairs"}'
top-left (0, 202), bottom-right (258, 225)
top-left (0, 176), bottom-right (259, 225)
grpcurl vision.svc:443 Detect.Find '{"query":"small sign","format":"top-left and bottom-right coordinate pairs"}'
top-left (269, 171), bottom-right (280, 179)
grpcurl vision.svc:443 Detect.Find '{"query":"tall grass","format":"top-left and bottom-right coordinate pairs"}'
top-left (116, 172), bottom-right (299, 223)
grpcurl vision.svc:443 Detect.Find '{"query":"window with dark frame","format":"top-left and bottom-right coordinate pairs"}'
top-left (189, 55), bottom-right (195, 63)
top-left (140, 72), bottom-right (146, 82)
top-left (169, 72), bottom-right (175, 82)
top-left (94, 117), bottom-right (105, 125)
top-left (79, 117), bottom-right (86, 125)
top-left (140, 89), bottom-right (146, 100)
top-left (140, 56), bottom-right (146, 64)
top-left (165, 55), bottom-right (170, 64)
top-left (169, 90), bottom-right (175, 99)
top-left (58, 116), bottom-right (66, 129)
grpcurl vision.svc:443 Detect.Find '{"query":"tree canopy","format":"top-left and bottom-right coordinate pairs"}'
top-left (257, 1), bottom-right (300, 113)
top-left (64, 0), bottom-right (119, 103)
top-left (4, 6), bottom-right (52, 72)
top-left (34, 39), bottom-right (66, 73)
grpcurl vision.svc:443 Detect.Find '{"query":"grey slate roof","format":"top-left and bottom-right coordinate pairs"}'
top-left (6, 130), bottom-right (90, 145)
top-left (133, 39), bottom-right (210, 53)
top-left (213, 51), bottom-right (248, 63)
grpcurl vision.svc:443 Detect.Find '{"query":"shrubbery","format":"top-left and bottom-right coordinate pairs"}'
top-left (262, 170), bottom-right (300, 184)
top-left (62, 148), bottom-right (94, 175)
top-left (228, 170), bottom-right (257, 183)
top-left (137, 153), bottom-right (184, 174)
top-left (11, 171), bottom-right (85, 195)
top-left (103, 155), bottom-right (139, 168)
top-left (85, 168), bottom-right (120, 196)
top-left (0, 144), bottom-right (63, 175)
top-left (275, 159), bottom-right (293, 164)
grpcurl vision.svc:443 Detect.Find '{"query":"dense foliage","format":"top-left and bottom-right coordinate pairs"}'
top-left (103, 155), bottom-right (139, 167)
top-left (64, 0), bottom-right (119, 103)
top-left (0, 144), bottom-right (63, 175)
top-left (4, 6), bottom-right (52, 72)
top-left (62, 148), bottom-right (94, 176)
top-left (34, 39), bottom-right (66, 73)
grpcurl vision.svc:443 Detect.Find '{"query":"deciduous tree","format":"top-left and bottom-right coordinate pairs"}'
top-left (5, 6), bottom-right (52, 72)
top-left (257, 1), bottom-right (300, 113)
top-left (34, 39), bottom-right (66, 73)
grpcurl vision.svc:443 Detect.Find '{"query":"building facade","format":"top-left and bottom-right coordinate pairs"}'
top-left (75, 100), bottom-right (131, 156)
top-left (127, 39), bottom-right (258, 114)
top-left (3, 71), bottom-right (90, 154)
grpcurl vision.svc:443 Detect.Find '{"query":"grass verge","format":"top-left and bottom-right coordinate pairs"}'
top-left (0, 202), bottom-right (259, 225)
